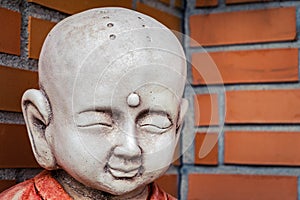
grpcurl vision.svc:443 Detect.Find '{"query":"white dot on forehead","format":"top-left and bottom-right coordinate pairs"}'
top-left (127, 93), bottom-right (140, 107)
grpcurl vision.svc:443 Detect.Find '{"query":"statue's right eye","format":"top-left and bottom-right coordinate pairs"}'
top-left (76, 111), bottom-right (113, 128)
top-left (77, 122), bottom-right (112, 128)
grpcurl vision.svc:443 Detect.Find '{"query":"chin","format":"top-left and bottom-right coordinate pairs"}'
top-left (99, 175), bottom-right (154, 196)
top-left (99, 182), bottom-right (145, 196)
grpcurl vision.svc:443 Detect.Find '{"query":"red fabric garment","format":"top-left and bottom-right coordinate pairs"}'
top-left (0, 171), bottom-right (71, 200)
top-left (148, 182), bottom-right (177, 200)
top-left (0, 171), bottom-right (176, 200)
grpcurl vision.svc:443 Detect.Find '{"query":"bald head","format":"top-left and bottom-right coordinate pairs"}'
top-left (38, 7), bottom-right (186, 115)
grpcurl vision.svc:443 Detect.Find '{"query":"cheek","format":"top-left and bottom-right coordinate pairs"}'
top-left (52, 126), bottom-right (113, 166)
top-left (77, 130), bottom-right (115, 157)
top-left (139, 131), bottom-right (177, 172)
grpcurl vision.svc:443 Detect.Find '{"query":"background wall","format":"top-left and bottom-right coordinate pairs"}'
top-left (1, 0), bottom-right (300, 199)
top-left (183, 0), bottom-right (300, 200)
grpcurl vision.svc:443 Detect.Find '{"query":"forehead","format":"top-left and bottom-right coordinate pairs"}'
top-left (78, 84), bottom-right (180, 116)
top-left (71, 50), bottom-right (185, 116)
top-left (74, 45), bottom-right (185, 87)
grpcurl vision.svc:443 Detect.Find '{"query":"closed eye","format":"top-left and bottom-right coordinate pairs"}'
top-left (139, 123), bottom-right (172, 134)
top-left (77, 122), bottom-right (112, 128)
top-left (137, 111), bottom-right (173, 134)
top-left (76, 110), bottom-right (113, 128)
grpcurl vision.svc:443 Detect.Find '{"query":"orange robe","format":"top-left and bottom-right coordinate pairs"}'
top-left (0, 171), bottom-right (176, 200)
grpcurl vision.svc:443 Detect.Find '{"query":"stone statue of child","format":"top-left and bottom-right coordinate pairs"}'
top-left (0, 7), bottom-right (188, 199)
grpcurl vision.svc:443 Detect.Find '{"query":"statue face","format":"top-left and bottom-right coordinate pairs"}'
top-left (47, 50), bottom-right (185, 195)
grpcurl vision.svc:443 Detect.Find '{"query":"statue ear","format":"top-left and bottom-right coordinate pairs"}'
top-left (21, 89), bottom-right (57, 170)
top-left (176, 98), bottom-right (188, 136)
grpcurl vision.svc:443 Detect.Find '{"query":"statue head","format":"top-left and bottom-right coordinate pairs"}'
top-left (21, 7), bottom-right (187, 196)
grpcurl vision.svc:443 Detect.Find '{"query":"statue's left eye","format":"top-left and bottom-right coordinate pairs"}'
top-left (138, 114), bottom-right (172, 134)
top-left (139, 124), bottom-right (171, 134)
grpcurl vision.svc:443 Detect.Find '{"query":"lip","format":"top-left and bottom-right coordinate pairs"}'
top-left (107, 165), bottom-right (140, 178)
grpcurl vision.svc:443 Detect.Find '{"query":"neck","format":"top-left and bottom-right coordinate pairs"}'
top-left (51, 170), bottom-right (149, 200)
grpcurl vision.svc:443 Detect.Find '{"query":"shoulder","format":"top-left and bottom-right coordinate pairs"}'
top-left (33, 170), bottom-right (72, 199)
top-left (0, 170), bottom-right (72, 200)
top-left (0, 178), bottom-right (40, 200)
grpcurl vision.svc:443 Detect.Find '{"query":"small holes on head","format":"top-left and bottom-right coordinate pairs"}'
top-left (107, 23), bottom-right (114, 27)
top-left (103, 16), bottom-right (109, 19)
top-left (109, 34), bottom-right (116, 40)
top-left (142, 24), bottom-right (145, 27)
top-left (146, 36), bottom-right (152, 42)
top-left (138, 16), bottom-right (142, 19)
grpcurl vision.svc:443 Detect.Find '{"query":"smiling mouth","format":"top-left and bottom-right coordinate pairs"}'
top-left (106, 165), bottom-right (142, 179)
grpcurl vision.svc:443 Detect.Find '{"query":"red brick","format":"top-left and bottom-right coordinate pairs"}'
top-left (194, 133), bottom-right (218, 165)
top-left (155, 174), bottom-right (178, 198)
top-left (190, 7), bottom-right (296, 46)
top-left (227, 0), bottom-right (271, 4)
top-left (0, 8), bottom-right (21, 55)
top-left (175, 0), bottom-right (183, 8)
top-left (194, 94), bottom-right (219, 126)
top-left (225, 131), bottom-right (300, 166)
top-left (159, 0), bottom-right (183, 8)
top-left (27, 0), bottom-right (132, 14)
top-left (0, 124), bottom-right (39, 168)
top-left (188, 174), bottom-right (297, 200)
top-left (137, 3), bottom-right (181, 32)
top-left (196, 0), bottom-right (218, 7)
top-left (226, 89), bottom-right (300, 124)
top-left (191, 50), bottom-right (223, 85)
top-left (160, 0), bottom-right (170, 5)
top-left (0, 66), bottom-right (38, 112)
top-left (0, 180), bottom-right (16, 193)
top-left (192, 48), bottom-right (298, 84)
top-left (28, 17), bottom-right (56, 59)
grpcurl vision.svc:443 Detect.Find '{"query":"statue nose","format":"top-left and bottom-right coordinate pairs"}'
top-left (113, 125), bottom-right (142, 159)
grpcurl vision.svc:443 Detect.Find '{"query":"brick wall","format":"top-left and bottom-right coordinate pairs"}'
top-left (2, 0), bottom-right (300, 199)
top-left (183, 0), bottom-right (300, 199)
